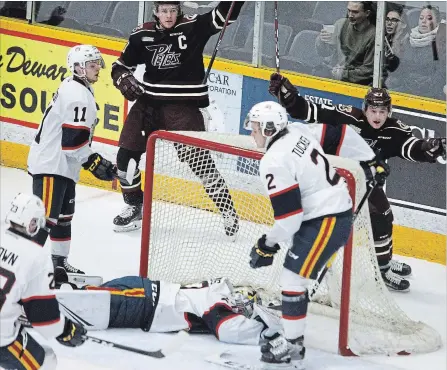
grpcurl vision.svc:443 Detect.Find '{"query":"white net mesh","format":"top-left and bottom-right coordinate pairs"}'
top-left (142, 131), bottom-right (441, 356)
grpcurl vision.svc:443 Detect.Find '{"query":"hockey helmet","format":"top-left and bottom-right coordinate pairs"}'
top-left (67, 44), bottom-right (105, 80)
top-left (244, 101), bottom-right (288, 139)
top-left (5, 193), bottom-right (46, 237)
top-left (363, 87), bottom-right (392, 114)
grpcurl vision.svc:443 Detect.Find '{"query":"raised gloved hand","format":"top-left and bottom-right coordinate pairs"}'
top-left (421, 138), bottom-right (446, 162)
top-left (82, 153), bottom-right (115, 181)
top-left (56, 318), bottom-right (86, 347)
top-left (114, 72), bottom-right (144, 102)
top-left (268, 73), bottom-right (298, 108)
top-left (249, 235), bottom-right (280, 268)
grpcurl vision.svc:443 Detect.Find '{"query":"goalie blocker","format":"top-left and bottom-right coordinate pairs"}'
top-left (56, 273), bottom-right (281, 346)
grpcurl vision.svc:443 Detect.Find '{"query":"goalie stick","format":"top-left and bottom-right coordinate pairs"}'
top-left (18, 312), bottom-right (189, 359)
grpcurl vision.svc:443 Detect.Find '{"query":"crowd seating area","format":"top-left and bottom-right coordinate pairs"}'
top-left (1, 1), bottom-right (445, 100)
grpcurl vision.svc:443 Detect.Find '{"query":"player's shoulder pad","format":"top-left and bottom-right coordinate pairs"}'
top-left (386, 117), bottom-right (411, 131)
top-left (59, 77), bottom-right (90, 104)
top-left (177, 14), bottom-right (198, 25)
top-left (130, 22), bottom-right (156, 35)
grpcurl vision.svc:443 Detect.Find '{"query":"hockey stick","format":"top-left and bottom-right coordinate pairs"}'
top-left (308, 178), bottom-right (379, 299)
top-left (273, 1), bottom-right (280, 73)
top-left (202, 1), bottom-right (236, 84)
top-left (18, 313), bottom-right (188, 359)
top-left (84, 331), bottom-right (188, 359)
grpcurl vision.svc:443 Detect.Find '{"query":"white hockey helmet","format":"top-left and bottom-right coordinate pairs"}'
top-left (67, 44), bottom-right (105, 79)
top-left (244, 101), bottom-right (288, 139)
top-left (5, 193), bottom-right (46, 237)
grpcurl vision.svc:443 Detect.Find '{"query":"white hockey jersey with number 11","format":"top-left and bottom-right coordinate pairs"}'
top-left (28, 76), bottom-right (97, 183)
top-left (260, 125), bottom-right (352, 246)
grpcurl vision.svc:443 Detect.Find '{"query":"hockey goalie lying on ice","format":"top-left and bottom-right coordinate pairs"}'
top-left (47, 269), bottom-right (282, 347)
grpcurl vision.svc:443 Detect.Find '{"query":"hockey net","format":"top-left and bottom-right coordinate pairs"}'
top-left (140, 130), bottom-right (441, 356)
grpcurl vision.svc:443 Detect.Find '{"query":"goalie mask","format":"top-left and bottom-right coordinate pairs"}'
top-left (67, 45), bottom-right (105, 82)
top-left (244, 101), bottom-right (288, 148)
top-left (5, 193), bottom-right (46, 237)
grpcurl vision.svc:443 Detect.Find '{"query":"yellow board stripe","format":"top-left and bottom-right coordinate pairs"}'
top-left (8, 340), bottom-right (40, 370)
top-left (300, 218), bottom-right (330, 276)
top-left (306, 217), bottom-right (336, 277)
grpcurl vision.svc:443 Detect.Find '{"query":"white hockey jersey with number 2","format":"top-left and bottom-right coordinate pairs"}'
top-left (28, 77), bottom-right (97, 183)
top-left (260, 125), bottom-right (352, 246)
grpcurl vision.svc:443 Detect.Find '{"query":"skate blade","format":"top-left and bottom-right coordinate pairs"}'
top-left (113, 220), bottom-right (142, 233)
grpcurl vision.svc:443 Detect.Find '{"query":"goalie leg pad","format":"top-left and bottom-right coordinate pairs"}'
top-left (56, 290), bottom-right (111, 330)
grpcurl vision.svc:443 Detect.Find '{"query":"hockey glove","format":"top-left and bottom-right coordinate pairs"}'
top-left (82, 153), bottom-right (115, 181)
top-left (269, 73), bottom-right (298, 108)
top-left (421, 138), bottom-right (446, 162)
top-left (114, 72), bottom-right (144, 102)
top-left (360, 157), bottom-right (390, 187)
top-left (250, 235), bottom-right (280, 268)
top-left (56, 318), bottom-right (86, 347)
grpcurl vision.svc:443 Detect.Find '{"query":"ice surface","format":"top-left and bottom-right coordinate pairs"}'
top-left (1, 166), bottom-right (445, 370)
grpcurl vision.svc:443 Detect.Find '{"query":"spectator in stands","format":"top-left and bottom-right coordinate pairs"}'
top-left (315, 1), bottom-right (376, 86)
top-left (395, 5), bottom-right (445, 99)
top-left (384, 4), bottom-right (408, 73)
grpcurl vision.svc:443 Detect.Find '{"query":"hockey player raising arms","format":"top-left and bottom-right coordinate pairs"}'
top-left (27, 45), bottom-right (115, 277)
top-left (0, 194), bottom-right (85, 370)
top-left (269, 73), bottom-right (446, 291)
top-left (111, 1), bottom-right (244, 235)
top-left (245, 102), bottom-right (353, 368)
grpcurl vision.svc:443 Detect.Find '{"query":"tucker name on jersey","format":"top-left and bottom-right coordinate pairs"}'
top-left (260, 125), bottom-right (352, 245)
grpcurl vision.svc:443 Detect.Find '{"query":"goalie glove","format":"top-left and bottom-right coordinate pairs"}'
top-left (114, 71), bottom-right (144, 102)
top-left (269, 73), bottom-right (298, 108)
top-left (56, 318), bottom-right (86, 347)
top-left (82, 153), bottom-right (115, 181)
top-left (250, 235), bottom-right (280, 269)
top-left (421, 138), bottom-right (446, 162)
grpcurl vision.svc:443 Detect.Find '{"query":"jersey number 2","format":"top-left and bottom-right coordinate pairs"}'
top-left (311, 149), bottom-right (340, 186)
top-left (0, 266), bottom-right (16, 311)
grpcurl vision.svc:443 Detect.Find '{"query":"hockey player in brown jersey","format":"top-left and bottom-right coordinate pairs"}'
top-left (111, 1), bottom-right (245, 235)
top-left (269, 73), bottom-right (445, 292)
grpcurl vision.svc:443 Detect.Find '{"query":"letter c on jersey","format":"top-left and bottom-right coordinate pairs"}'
top-left (178, 36), bottom-right (187, 50)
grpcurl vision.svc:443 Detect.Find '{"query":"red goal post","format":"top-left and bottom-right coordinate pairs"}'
top-left (139, 130), bottom-right (441, 356)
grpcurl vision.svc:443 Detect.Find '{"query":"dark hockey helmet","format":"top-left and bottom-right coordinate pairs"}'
top-left (153, 1), bottom-right (183, 23)
top-left (363, 88), bottom-right (392, 113)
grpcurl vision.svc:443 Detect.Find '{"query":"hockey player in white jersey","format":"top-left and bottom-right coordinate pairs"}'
top-left (0, 193), bottom-right (86, 370)
top-left (27, 45), bottom-right (115, 277)
top-left (244, 102), bottom-right (354, 368)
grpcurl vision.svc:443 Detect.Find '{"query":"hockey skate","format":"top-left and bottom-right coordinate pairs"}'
top-left (390, 259), bottom-right (412, 277)
top-left (53, 256), bottom-right (103, 287)
top-left (382, 269), bottom-right (410, 292)
top-left (222, 209), bottom-right (239, 238)
top-left (113, 204), bottom-right (142, 232)
top-left (53, 255), bottom-right (85, 274)
top-left (261, 333), bottom-right (306, 369)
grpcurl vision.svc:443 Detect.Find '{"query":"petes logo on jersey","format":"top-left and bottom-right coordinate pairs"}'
top-left (146, 44), bottom-right (181, 69)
